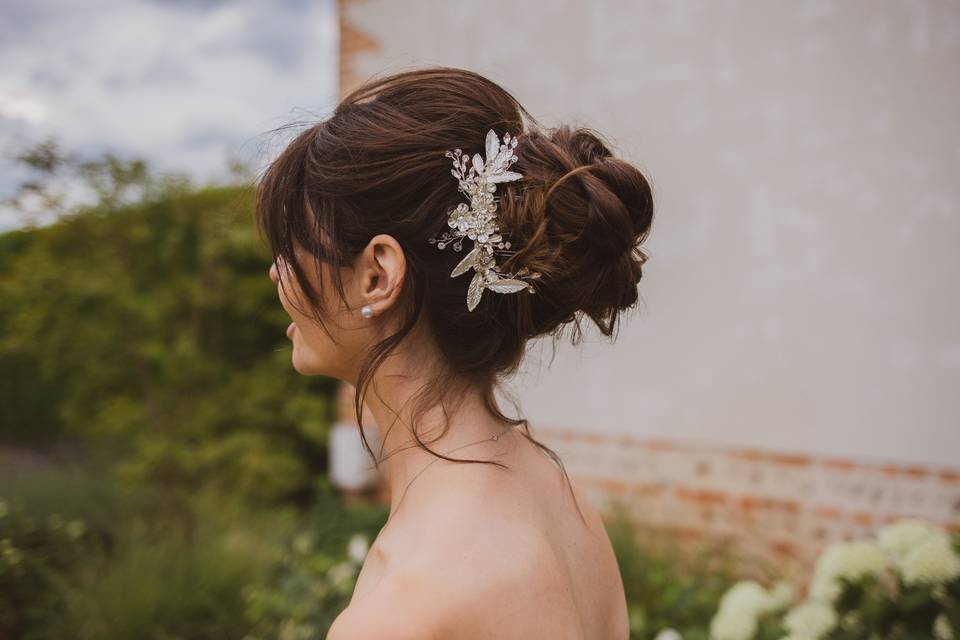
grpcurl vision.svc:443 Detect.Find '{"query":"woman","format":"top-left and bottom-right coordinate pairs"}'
top-left (259, 66), bottom-right (654, 639)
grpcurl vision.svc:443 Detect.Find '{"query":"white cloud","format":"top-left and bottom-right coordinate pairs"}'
top-left (0, 0), bottom-right (338, 230)
top-left (0, 92), bottom-right (49, 123)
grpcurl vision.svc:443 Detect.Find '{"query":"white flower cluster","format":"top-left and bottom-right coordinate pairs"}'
top-left (707, 518), bottom-right (959, 640)
top-left (808, 539), bottom-right (888, 602)
top-left (877, 518), bottom-right (960, 587)
top-left (709, 579), bottom-right (794, 640)
top-left (935, 613), bottom-right (956, 640)
top-left (784, 518), bottom-right (959, 640)
top-left (780, 600), bottom-right (838, 640)
top-left (805, 518), bottom-right (960, 605)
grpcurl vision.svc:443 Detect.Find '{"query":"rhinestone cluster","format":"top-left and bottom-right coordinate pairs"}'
top-left (428, 129), bottom-right (541, 312)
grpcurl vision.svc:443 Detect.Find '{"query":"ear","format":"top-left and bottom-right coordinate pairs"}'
top-left (355, 234), bottom-right (406, 315)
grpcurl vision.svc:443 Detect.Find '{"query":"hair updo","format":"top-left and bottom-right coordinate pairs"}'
top-left (255, 66), bottom-right (654, 517)
top-left (500, 124), bottom-right (653, 342)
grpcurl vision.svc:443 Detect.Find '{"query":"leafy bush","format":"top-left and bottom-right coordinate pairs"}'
top-left (605, 501), bottom-right (742, 640)
top-left (0, 496), bottom-right (90, 639)
top-left (43, 490), bottom-right (297, 640)
top-left (1, 144), bottom-right (338, 507)
top-left (0, 457), bottom-right (302, 640)
top-left (243, 494), bottom-right (389, 640)
top-left (708, 518), bottom-right (960, 640)
top-left (0, 141), bottom-right (386, 638)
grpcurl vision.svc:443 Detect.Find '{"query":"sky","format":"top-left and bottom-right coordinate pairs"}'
top-left (0, 0), bottom-right (338, 230)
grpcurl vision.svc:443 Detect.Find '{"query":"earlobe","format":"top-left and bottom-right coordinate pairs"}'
top-left (361, 234), bottom-right (406, 312)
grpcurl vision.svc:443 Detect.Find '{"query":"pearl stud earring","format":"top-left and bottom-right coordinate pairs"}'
top-left (360, 305), bottom-right (373, 319)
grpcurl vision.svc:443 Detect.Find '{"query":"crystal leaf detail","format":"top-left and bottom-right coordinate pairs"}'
top-left (485, 279), bottom-right (530, 294)
top-left (451, 246), bottom-right (479, 278)
top-left (486, 171), bottom-right (523, 184)
top-left (467, 271), bottom-right (485, 312)
top-left (433, 129), bottom-right (541, 312)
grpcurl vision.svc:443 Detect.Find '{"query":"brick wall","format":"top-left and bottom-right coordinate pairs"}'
top-left (535, 424), bottom-right (960, 577)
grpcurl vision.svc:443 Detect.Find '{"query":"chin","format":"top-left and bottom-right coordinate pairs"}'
top-left (290, 349), bottom-right (315, 375)
top-left (291, 348), bottom-right (327, 377)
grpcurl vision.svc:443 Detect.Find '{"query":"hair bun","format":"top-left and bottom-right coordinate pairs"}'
top-left (502, 124), bottom-right (654, 341)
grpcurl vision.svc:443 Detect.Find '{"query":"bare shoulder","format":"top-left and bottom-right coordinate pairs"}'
top-left (328, 520), bottom-right (574, 640)
top-left (326, 570), bottom-right (446, 640)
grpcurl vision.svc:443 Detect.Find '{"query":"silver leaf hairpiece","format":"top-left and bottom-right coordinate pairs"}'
top-left (427, 129), bottom-right (541, 312)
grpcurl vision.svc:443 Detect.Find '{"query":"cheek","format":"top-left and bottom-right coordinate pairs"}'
top-left (279, 284), bottom-right (309, 322)
top-left (279, 263), bottom-right (345, 334)
top-left (276, 258), bottom-right (320, 318)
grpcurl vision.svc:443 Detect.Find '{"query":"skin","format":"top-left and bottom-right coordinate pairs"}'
top-left (268, 235), bottom-right (629, 639)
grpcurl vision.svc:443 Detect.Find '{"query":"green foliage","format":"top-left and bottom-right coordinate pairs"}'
top-left (709, 522), bottom-right (960, 640)
top-left (44, 493), bottom-right (296, 640)
top-left (2, 453), bottom-right (757, 640)
top-left (243, 494), bottom-right (389, 640)
top-left (0, 459), bottom-right (389, 640)
top-left (0, 142), bottom-right (338, 505)
top-left (605, 501), bottom-right (741, 640)
top-left (1, 459), bottom-right (303, 640)
top-left (0, 496), bottom-right (90, 639)
top-left (820, 556), bottom-right (960, 640)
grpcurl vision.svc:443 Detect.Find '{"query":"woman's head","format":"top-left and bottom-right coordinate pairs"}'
top-left (256, 66), bottom-right (654, 468)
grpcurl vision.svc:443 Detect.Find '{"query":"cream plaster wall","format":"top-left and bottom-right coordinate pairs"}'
top-left (341, 0), bottom-right (960, 468)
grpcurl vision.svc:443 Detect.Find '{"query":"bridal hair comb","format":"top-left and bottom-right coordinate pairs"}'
top-left (428, 129), bottom-right (541, 312)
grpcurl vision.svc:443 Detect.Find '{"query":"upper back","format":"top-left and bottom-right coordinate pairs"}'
top-left (329, 435), bottom-right (629, 640)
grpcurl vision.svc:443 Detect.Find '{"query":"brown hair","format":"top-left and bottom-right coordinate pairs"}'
top-left (255, 66), bottom-right (654, 523)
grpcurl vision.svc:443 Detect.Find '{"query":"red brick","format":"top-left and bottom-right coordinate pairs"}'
top-left (644, 439), bottom-right (676, 452)
top-left (582, 432), bottom-right (607, 445)
top-left (769, 453), bottom-right (812, 467)
top-left (738, 495), bottom-right (801, 513)
top-left (676, 486), bottom-right (728, 505)
top-left (939, 470), bottom-right (960, 484)
top-left (733, 448), bottom-right (768, 462)
top-left (771, 539), bottom-right (800, 556)
top-left (822, 458), bottom-right (858, 471)
top-left (813, 506), bottom-right (844, 520)
top-left (617, 434), bottom-right (641, 448)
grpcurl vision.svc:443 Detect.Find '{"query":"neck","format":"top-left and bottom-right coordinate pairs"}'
top-left (355, 352), bottom-right (517, 517)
